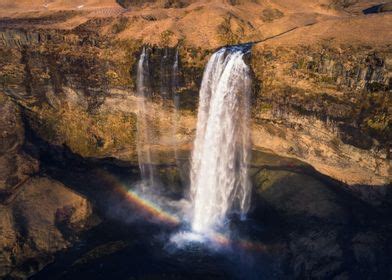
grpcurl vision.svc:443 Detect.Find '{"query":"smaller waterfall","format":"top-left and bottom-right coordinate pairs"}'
top-left (136, 47), bottom-right (155, 188)
top-left (172, 48), bottom-right (180, 104)
top-left (172, 48), bottom-right (181, 164)
top-left (160, 48), bottom-right (171, 99)
top-left (190, 45), bottom-right (252, 234)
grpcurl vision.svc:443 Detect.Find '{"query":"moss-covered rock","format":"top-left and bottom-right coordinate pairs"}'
top-left (26, 105), bottom-right (137, 159)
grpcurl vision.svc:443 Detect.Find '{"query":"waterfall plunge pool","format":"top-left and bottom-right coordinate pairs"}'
top-left (29, 149), bottom-right (390, 280)
top-left (30, 45), bottom-right (392, 279)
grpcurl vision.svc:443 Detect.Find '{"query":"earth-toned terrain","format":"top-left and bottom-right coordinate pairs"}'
top-left (0, 0), bottom-right (391, 278)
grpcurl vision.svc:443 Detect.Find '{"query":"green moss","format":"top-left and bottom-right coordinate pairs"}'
top-left (357, 92), bottom-right (391, 143)
top-left (106, 69), bottom-right (122, 87)
top-left (30, 106), bottom-right (138, 158)
top-left (259, 102), bottom-right (273, 112)
top-left (253, 169), bottom-right (291, 192)
top-left (112, 39), bottom-right (142, 88)
top-left (365, 113), bottom-right (390, 133)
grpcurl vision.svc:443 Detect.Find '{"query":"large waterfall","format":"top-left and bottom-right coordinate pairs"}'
top-left (190, 45), bottom-right (252, 234)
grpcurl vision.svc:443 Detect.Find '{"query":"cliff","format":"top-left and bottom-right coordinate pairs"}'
top-left (1, 3), bottom-right (390, 186)
top-left (0, 0), bottom-right (391, 277)
top-left (0, 96), bottom-right (96, 278)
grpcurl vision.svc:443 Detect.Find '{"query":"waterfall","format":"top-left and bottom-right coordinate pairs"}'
top-left (136, 47), bottom-right (155, 188)
top-left (171, 48), bottom-right (188, 185)
top-left (172, 48), bottom-right (180, 106)
top-left (161, 48), bottom-right (170, 99)
top-left (190, 45), bottom-right (252, 234)
top-left (172, 49), bottom-right (181, 163)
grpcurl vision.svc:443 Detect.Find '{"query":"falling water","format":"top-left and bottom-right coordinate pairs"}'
top-left (136, 47), bottom-right (155, 188)
top-left (161, 48), bottom-right (170, 99)
top-left (172, 48), bottom-right (180, 108)
top-left (172, 49), bottom-right (181, 164)
top-left (190, 45), bottom-right (252, 234)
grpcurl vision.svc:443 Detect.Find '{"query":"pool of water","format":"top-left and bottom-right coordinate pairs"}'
top-left (28, 150), bottom-right (392, 279)
top-left (31, 206), bottom-right (283, 279)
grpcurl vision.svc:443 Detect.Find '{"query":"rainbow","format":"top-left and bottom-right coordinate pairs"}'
top-left (97, 171), bottom-right (265, 252)
top-left (96, 171), bottom-right (180, 226)
top-left (125, 189), bottom-right (180, 226)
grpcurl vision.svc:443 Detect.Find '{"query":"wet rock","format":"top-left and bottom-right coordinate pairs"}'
top-left (253, 170), bottom-right (347, 222)
top-left (289, 228), bottom-right (344, 278)
top-left (251, 152), bottom-right (392, 278)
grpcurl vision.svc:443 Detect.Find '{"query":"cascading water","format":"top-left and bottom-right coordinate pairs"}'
top-left (136, 47), bottom-right (155, 188)
top-left (171, 49), bottom-right (181, 165)
top-left (190, 45), bottom-right (252, 234)
top-left (135, 47), bottom-right (182, 190)
top-left (172, 48), bottom-right (179, 93)
top-left (161, 48), bottom-right (171, 99)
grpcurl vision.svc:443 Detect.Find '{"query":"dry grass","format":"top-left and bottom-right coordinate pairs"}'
top-left (1, 0), bottom-right (390, 50)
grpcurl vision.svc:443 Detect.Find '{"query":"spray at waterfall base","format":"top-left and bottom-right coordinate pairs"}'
top-left (99, 170), bottom-right (266, 253)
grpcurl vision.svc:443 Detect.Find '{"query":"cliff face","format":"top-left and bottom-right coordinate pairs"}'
top-left (1, 17), bottom-right (390, 186)
top-left (0, 1), bottom-right (391, 278)
top-left (0, 19), bottom-right (210, 161)
top-left (251, 44), bottom-right (391, 185)
top-left (0, 96), bottom-right (96, 279)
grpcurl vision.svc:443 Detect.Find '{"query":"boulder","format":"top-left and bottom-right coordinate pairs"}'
top-left (0, 177), bottom-right (93, 279)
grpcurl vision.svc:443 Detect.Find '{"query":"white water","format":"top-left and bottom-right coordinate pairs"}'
top-left (190, 46), bottom-right (252, 234)
top-left (136, 47), bottom-right (155, 188)
top-left (161, 48), bottom-right (170, 99)
top-left (172, 49), bottom-right (181, 164)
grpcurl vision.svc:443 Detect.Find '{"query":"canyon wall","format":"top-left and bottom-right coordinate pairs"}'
top-left (0, 4), bottom-right (391, 277)
top-left (0, 96), bottom-right (96, 278)
top-left (1, 21), bottom-right (390, 187)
